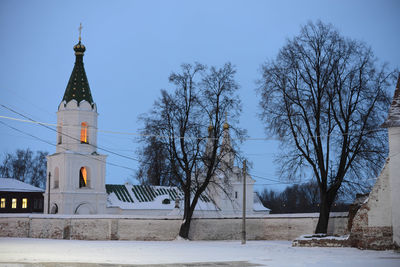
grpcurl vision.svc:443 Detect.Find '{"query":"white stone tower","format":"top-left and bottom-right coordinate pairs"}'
top-left (44, 28), bottom-right (107, 214)
top-left (208, 117), bottom-right (255, 215)
top-left (382, 74), bottom-right (400, 246)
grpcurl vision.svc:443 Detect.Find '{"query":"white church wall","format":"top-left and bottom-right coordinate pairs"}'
top-left (388, 127), bottom-right (400, 245)
top-left (367, 161), bottom-right (392, 227)
top-left (56, 105), bottom-right (98, 154)
top-left (45, 152), bottom-right (107, 215)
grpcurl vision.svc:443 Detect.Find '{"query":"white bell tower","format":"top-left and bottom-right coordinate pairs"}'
top-left (44, 26), bottom-right (107, 214)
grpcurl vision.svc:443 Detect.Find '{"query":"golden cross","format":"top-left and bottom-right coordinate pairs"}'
top-left (78, 23), bottom-right (83, 41)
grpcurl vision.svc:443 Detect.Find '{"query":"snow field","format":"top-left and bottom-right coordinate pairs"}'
top-left (0, 238), bottom-right (399, 267)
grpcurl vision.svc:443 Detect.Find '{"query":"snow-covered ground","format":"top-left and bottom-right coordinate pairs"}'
top-left (0, 238), bottom-right (399, 266)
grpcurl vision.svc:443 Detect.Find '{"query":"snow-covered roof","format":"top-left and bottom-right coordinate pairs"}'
top-left (253, 192), bottom-right (271, 211)
top-left (0, 178), bottom-right (44, 192)
top-left (106, 183), bottom-right (271, 213)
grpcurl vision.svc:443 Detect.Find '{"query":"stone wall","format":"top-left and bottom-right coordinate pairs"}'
top-left (0, 213), bottom-right (347, 241)
top-left (348, 162), bottom-right (397, 250)
top-left (349, 201), bottom-right (394, 250)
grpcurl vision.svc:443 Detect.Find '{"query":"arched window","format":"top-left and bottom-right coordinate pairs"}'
top-left (50, 203), bottom-right (58, 214)
top-left (80, 122), bottom-right (89, 144)
top-left (79, 167), bottom-right (89, 188)
top-left (53, 167), bottom-right (59, 189)
top-left (57, 123), bottom-right (62, 144)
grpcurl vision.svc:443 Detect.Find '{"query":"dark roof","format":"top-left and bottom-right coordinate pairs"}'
top-left (105, 184), bottom-right (210, 203)
top-left (106, 184), bottom-right (135, 203)
top-left (382, 73), bottom-right (400, 128)
top-left (62, 40), bottom-right (94, 106)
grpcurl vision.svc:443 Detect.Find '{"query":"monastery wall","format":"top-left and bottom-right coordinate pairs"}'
top-left (349, 160), bottom-right (397, 250)
top-left (0, 213), bottom-right (347, 241)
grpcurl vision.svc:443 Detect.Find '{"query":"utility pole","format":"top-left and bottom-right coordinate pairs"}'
top-left (242, 160), bottom-right (246, 245)
top-left (47, 172), bottom-right (51, 214)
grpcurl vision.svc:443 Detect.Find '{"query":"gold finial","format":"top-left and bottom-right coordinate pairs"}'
top-left (78, 23), bottom-right (83, 41)
top-left (223, 112), bottom-right (229, 130)
top-left (208, 120), bottom-right (213, 133)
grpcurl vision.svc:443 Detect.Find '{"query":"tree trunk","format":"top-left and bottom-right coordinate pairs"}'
top-left (178, 192), bottom-right (194, 239)
top-left (178, 215), bottom-right (192, 239)
top-left (315, 191), bottom-right (334, 234)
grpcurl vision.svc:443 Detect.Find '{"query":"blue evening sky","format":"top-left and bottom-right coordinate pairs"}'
top-left (0, 0), bottom-right (399, 192)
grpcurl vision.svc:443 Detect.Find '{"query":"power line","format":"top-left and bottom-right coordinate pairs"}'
top-left (0, 120), bottom-right (137, 172)
top-left (249, 173), bottom-right (284, 183)
top-left (0, 103), bottom-right (148, 165)
top-left (0, 112), bottom-right (388, 141)
top-left (0, 103), bottom-right (393, 185)
top-left (0, 117), bottom-right (388, 187)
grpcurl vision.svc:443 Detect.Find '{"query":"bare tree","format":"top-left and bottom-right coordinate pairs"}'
top-left (0, 149), bottom-right (48, 189)
top-left (139, 62), bottom-right (244, 239)
top-left (259, 181), bottom-right (349, 214)
top-left (136, 135), bottom-right (178, 186)
top-left (258, 21), bottom-right (393, 233)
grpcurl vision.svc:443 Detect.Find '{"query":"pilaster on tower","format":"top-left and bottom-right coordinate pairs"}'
top-left (220, 114), bottom-right (234, 169)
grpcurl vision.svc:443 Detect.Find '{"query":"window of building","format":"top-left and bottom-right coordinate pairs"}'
top-left (22, 198), bottom-right (28, 209)
top-left (235, 191), bottom-right (238, 199)
top-left (33, 199), bottom-right (44, 210)
top-left (79, 167), bottom-right (88, 188)
top-left (50, 203), bottom-right (58, 214)
top-left (80, 122), bottom-right (89, 144)
top-left (0, 198), bottom-right (5, 208)
top-left (54, 167), bottom-right (59, 189)
top-left (11, 198), bottom-right (17, 209)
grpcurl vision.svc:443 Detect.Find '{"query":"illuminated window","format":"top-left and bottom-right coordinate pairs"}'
top-left (0, 198), bottom-right (5, 208)
top-left (22, 198), bottom-right (28, 209)
top-left (11, 198), bottom-right (17, 209)
top-left (79, 167), bottom-right (87, 188)
top-left (80, 122), bottom-right (89, 144)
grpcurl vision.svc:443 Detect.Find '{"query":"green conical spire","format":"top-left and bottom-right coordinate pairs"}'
top-left (62, 24), bottom-right (94, 106)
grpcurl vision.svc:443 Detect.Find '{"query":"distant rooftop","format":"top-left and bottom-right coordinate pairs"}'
top-left (0, 178), bottom-right (44, 192)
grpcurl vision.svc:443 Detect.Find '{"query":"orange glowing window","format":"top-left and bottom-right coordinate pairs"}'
top-left (80, 122), bottom-right (89, 143)
top-left (79, 167), bottom-right (87, 188)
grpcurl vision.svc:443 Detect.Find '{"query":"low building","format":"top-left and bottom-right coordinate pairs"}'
top-left (0, 178), bottom-right (44, 213)
top-left (106, 183), bottom-right (270, 217)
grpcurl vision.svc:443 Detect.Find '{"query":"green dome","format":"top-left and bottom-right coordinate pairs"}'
top-left (62, 40), bottom-right (94, 106)
top-left (73, 41), bottom-right (86, 55)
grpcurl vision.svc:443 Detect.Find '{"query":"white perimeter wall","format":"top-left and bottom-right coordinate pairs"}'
top-left (0, 213), bottom-right (347, 241)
